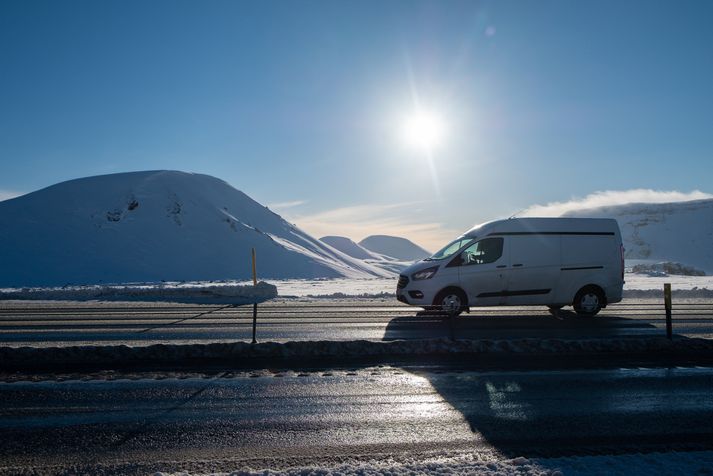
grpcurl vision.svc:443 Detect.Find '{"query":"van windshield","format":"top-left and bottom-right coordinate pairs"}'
top-left (427, 237), bottom-right (475, 260)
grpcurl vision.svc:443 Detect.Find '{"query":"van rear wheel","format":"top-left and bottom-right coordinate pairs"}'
top-left (573, 287), bottom-right (604, 316)
top-left (434, 288), bottom-right (466, 317)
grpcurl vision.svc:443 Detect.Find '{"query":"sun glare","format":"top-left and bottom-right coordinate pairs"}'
top-left (400, 111), bottom-right (446, 152)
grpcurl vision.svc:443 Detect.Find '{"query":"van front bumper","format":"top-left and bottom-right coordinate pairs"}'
top-left (397, 275), bottom-right (429, 305)
top-left (397, 290), bottom-right (427, 305)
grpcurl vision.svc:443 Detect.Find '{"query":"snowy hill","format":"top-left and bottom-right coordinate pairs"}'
top-left (0, 171), bottom-right (393, 287)
top-left (359, 235), bottom-right (431, 261)
top-left (560, 199), bottom-right (713, 274)
top-left (319, 236), bottom-right (384, 260)
top-left (319, 235), bottom-right (413, 274)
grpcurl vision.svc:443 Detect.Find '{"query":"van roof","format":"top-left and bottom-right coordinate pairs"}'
top-left (464, 217), bottom-right (620, 238)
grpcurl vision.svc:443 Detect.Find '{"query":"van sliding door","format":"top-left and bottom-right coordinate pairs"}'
top-left (504, 235), bottom-right (561, 306)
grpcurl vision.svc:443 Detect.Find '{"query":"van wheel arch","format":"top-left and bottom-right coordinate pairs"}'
top-left (433, 287), bottom-right (468, 317)
top-left (573, 285), bottom-right (606, 316)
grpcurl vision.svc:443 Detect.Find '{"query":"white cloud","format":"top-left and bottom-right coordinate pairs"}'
top-left (285, 202), bottom-right (457, 252)
top-left (0, 190), bottom-right (21, 202)
top-left (521, 189), bottom-right (713, 217)
top-left (267, 200), bottom-right (307, 211)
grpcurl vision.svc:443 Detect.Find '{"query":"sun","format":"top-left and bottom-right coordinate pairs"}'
top-left (400, 110), bottom-right (446, 152)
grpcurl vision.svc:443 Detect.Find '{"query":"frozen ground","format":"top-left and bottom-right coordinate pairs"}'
top-left (156, 450), bottom-right (713, 476)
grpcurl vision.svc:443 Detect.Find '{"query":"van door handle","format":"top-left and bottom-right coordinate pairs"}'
top-left (512, 263), bottom-right (523, 267)
top-left (496, 265), bottom-right (506, 268)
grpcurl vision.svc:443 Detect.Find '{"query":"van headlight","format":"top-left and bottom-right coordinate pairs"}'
top-left (412, 266), bottom-right (438, 280)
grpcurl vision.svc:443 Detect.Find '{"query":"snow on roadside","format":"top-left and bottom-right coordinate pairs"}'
top-left (624, 274), bottom-right (713, 297)
top-left (2, 273), bottom-right (713, 302)
top-left (3, 337), bottom-right (713, 370)
top-left (155, 450), bottom-right (713, 475)
top-left (252, 274), bottom-right (713, 298)
top-left (0, 281), bottom-right (277, 304)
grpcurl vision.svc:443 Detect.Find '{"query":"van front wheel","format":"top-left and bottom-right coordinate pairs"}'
top-left (573, 287), bottom-right (604, 316)
top-left (434, 288), bottom-right (467, 317)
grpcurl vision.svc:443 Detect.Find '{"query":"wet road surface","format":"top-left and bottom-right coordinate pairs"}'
top-left (1, 365), bottom-right (712, 474)
top-left (1, 298), bottom-right (712, 346)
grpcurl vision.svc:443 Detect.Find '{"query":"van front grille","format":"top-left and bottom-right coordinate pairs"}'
top-left (397, 275), bottom-right (409, 289)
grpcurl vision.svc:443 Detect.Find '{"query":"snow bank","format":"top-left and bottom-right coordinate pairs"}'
top-left (155, 450), bottom-right (713, 475)
top-left (2, 337), bottom-right (712, 370)
top-left (0, 281), bottom-right (277, 304)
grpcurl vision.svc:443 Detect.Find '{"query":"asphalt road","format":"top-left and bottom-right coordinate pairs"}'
top-left (0, 298), bottom-right (711, 346)
top-left (1, 365), bottom-right (712, 474)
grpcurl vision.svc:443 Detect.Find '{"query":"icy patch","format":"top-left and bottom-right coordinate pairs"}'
top-left (154, 450), bottom-right (713, 475)
top-left (0, 281), bottom-right (277, 305)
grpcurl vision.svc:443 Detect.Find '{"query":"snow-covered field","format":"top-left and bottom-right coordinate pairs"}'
top-left (2, 273), bottom-right (713, 302)
top-left (157, 450), bottom-right (713, 476)
top-left (268, 274), bottom-right (713, 297)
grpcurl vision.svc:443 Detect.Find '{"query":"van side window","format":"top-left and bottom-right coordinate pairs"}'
top-left (460, 238), bottom-right (504, 266)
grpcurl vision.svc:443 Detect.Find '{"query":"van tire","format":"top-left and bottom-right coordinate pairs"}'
top-left (434, 288), bottom-right (467, 317)
top-left (573, 286), bottom-right (604, 316)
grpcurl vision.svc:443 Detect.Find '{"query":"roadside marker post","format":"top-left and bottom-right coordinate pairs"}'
top-left (252, 248), bottom-right (258, 344)
top-left (664, 283), bottom-right (672, 340)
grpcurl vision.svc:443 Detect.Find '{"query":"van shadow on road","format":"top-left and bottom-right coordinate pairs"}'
top-left (416, 365), bottom-right (713, 458)
top-left (382, 308), bottom-right (660, 341)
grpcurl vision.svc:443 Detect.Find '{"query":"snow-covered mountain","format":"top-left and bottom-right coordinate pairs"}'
top-left (0, 171), bottom-right (393, 287)
top-left (560, 199), bottom-right (713, 274)
top-left (319, 235), bottom-right (413, 274)
top-left (320, 236), bottom-right (384, 261)
top-left (359, 235), bottom-right (431, 261)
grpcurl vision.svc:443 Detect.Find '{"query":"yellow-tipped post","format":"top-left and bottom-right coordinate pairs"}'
top-left (252, 248), bottom-right (257, 286)
top-left (252, 248), bottom-right (258, 344)
top-left (664, 283), bottom-right (672, 340)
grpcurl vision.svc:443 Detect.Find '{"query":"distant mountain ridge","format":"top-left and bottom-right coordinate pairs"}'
top-left (561, 198), bottom-right (713, 274)
top-left (359, 235), bottom-right (431, 261)
top-left (0, 171), bottom-right (393, 287)
top-left (319, 236), bottom-right (382, 261)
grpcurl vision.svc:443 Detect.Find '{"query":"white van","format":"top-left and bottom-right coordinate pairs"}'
top-left (397, 218), bottom-right (624, 316)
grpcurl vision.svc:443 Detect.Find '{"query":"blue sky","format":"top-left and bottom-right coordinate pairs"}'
top-left (1, 0), bottom-right (712, 250)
